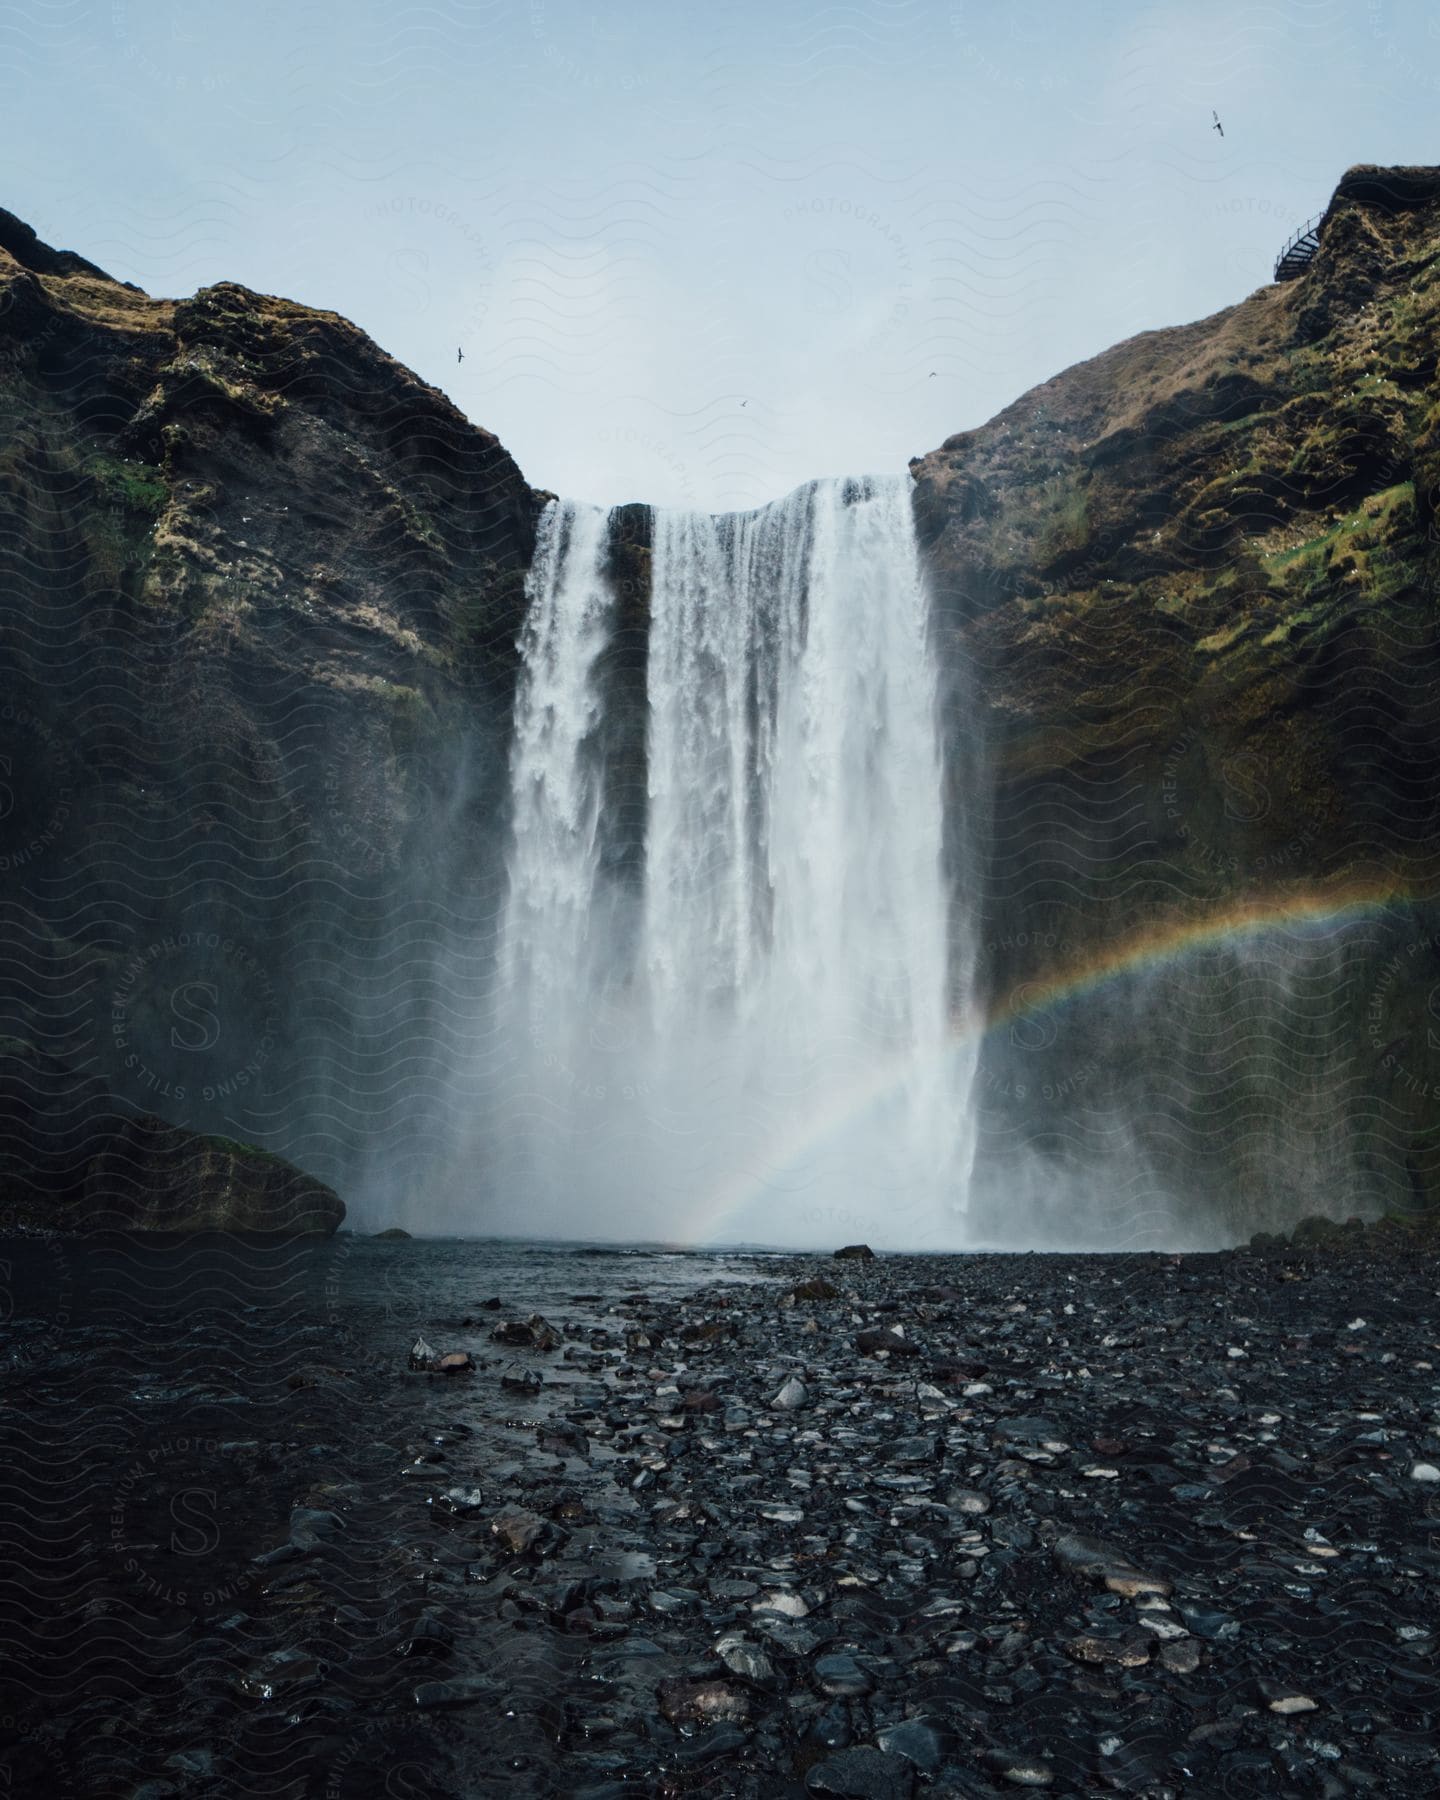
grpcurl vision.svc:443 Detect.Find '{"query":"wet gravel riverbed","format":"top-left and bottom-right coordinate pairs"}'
top-left (2, 1233), bottom-right (1439, 1797)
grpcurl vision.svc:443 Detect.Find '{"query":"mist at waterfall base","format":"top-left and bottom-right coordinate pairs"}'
top-left (320, 464), bottom-right (1425, 1252)
top-left (386, 474), bottom-right (1397, 1252)
top-left (965, 925), bottom-right (1395, 1254)
top-left (464, 474), bottom-right (979, 1251)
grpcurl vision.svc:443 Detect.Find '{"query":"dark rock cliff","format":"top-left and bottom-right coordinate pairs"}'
top-left (0, 209), bottom-right (540, 1219)
top-left (910, 164), bottom-right (1440, 1238)
top-left (0, 1038), bottom-right (344, 1234)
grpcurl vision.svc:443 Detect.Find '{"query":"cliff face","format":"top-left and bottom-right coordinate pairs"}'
top-left (5, 167), bottom-right (1439, 1244)
top-left (0, 209), bottom-right (539, 1212)
top-left (911, 165), bottom-right (1440, 1239)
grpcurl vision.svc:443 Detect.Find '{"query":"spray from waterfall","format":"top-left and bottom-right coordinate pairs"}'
top-left (489, 475), bottom-right (976, 1247)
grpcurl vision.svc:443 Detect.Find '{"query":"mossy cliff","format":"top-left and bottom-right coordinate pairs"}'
top-left (0, 205), bottom-right (541, 1218)
top-left (909, 165), bottom-right (1440, 1239)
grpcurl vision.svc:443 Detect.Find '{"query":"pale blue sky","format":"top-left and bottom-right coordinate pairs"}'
top-left (2, 1), bottom-right (1437, 508)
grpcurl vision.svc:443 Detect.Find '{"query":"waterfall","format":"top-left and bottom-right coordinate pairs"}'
top-left (491, 475), bottom-right (975, 1247)
top-left (491, 499), bottom-right (615, 1208)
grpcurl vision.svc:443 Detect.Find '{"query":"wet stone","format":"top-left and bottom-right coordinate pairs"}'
top-left (1135, 1610), bottom-right (1188, 1642)
top-left (163, 1749), bottom-right (217, 1780)
top-left (289, 1506), bottom-right (345, 1547)
top-left (413, 1676), bottom-right (492, 1709)
top-left (646, 1586), bottom-right (699, 1614)
top-left (1051, 1531), bottom-right (1130, 1577)
top-left (432, 1485), bottom-right (486, 1517)
top-left (806, 1746), bottom-right (915, 1798)
top-left (856, 1327), bottom-right (919, 1357)
top-left (395, 1610), bottom-right (453, 1657)
top-left (491, 1313), bottom-right (562, 1350)
top-left (1065, 1631), bottom-right (1154, 1667)
top-left (806, 1698), bottom-right (854, 1749)
top-left (409, 1338), bottom-right (471, 1374)
top-left (714, 1631), bottom-right (777, 1686)
top-left (251, 1542), bottom-right (305, 1568)
top-left (489, 1506), bottom-right (551, 1554)
top-left (1175, 1603), bottom-right (1240, 1642)
top-left (948, 1486), bottom-right (991, 1514)
top-left (754, 1589), bottom-right (809, 1617)
top-left (1158, 1638), bottom-right (1201, 1674)
top-left (793, 1277), bottom-right (840, 1301)
top-left (994, 1416), bottom-right (1067, 1450)
top-left (537, 1418), bottom-right (589, 1457)
top-left (1051, 1531), bottom-right (1169, 1596)
top-left (982, 1749), bottom-right (1055, 1787)
top-left (773, 1375), bottom-right (809, 1410)
top-left (673, 1722), bottom-right (750, 1765)
top-left (591, 1636), bottom-right (667, 1666)
top-left (757, 1616), bottom-right (826, 1656)
top-left (874, 1716), bottom-right (954, 1771)
top-left (813, 1651), bottom-right (876, 1697)
top-left (709, 1578), bottom-right (760, 1601)
top-left (657, 1676), bottom-right (750, 1724)
top-left (1259, 1678), bottom-right (1319, 1713)
top-left (236, 1648), bottom-right (324, 1702)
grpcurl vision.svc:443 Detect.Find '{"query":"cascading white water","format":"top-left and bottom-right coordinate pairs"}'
top-left (491, 475), bottom-right (976, 1247)
top-left (491, 499), bottom-right (616, 1204)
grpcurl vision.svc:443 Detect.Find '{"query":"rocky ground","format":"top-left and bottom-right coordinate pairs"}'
top-left (2, 1233), bottom-right (1439, 1798)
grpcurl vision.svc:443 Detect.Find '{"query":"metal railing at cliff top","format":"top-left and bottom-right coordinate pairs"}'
top-left (1274, 212), bottom-right (1326, 283)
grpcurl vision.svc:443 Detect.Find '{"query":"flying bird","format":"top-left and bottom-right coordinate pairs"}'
top-left (1212, 110), bottom-right (1224, 137)
top-left (457, 347), bottom-right (464, 363)
top-left (741, 399), bottom-right (748, 407)
top-left (929, 371), bottom-right (938, 377)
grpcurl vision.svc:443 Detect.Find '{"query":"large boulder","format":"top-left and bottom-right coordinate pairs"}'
top-left (82, 1114), bottom-right (344, 1235)
top-left (0, 1038), bottom-right (343, 1235)
top-left (0, 1037), bottom-right (113, 1205)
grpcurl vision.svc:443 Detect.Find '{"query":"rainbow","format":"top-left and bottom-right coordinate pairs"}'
top-left (984, 877), bottom-right (1426, 1028)
top-left (676, 876), bottom-right (1432, 1246)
